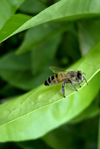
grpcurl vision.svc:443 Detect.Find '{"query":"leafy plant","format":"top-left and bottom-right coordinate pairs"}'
top-left (0, 0), bottom-right (100, 149)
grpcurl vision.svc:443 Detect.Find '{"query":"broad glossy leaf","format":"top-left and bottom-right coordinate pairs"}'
top-left (70, 104), bottom-right (100, 123)
top-left (1, 0), bottom-right (100, 42)
top-left (57, 30), bottom-right (81, 67)
top-left (0, 72), bottom-right (99, 142)
top-left (16, 22), bottom-right (71, 54)
top-left (78, 19), bottom-right (100, 55)
top-left (0, 14), bottom-right (32, 42)
top-left (19, 0), bottom-right (46, 14)
top-left (70, 91), bottom-right (100, 123)
top-left (0, 63), bottom-right (51, 90)
top-left (0, 52), bottom-right (31, 71)
top-left (31, 34), bottom-right (61, 75)
top-left (0, 0), bottom-right (24, 29)
top-left (0, 41), bottom-right (99, 141)
top-left (42, 115), bottom-right (98, 149)
top-left (0, 34), bottom-right (61, 90)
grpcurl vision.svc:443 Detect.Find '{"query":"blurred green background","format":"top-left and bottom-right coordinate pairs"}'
top-left (0, 0), bottom-right (100, 149)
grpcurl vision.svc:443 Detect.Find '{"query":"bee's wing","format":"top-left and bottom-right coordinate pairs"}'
top-left (49, 66), bottom-right (66, 73)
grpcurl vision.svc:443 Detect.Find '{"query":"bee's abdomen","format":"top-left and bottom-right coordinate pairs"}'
top-left (44, 73), bottom-right (64, 86)
top-left (44, 75), bottom-right (54, 86)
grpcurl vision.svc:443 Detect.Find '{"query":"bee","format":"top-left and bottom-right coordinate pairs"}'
top-left (44, 66), bottom-right (88, 98)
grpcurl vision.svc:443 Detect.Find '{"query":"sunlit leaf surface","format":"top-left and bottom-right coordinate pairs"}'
top-left (0, 0), bottom-right (24, 29)
top-left (0, 42), bottom-right (99, 141)
top-left (1, 0), bottom-right (100, 43)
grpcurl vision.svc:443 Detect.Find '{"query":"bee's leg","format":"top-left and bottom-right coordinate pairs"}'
top-left (76, 78), bottom-right (81, 87)
top-left (69, 79), bottom-right (78, 91)
top-left (83, 76), bottom-right (88, 85)
top-left (62, 80), bottom-right (66, 98)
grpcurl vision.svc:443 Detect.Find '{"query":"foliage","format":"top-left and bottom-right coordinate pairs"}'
top-left (0, 0), bottom-right (100, 149)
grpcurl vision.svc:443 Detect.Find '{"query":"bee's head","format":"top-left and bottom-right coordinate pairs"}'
top-left (77, 71), bottom-right (82, 81)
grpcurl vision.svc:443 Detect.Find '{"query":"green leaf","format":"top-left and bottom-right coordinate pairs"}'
top-left (0, 31), bottom-right (61, 90)
top-left (0, 40), bottom-right (99, 141)
top-left (19, 0), bottom-right (46, 14)
top-left (1, 0), bottom-right (100, 42)
top-left (0, 73), bottom-right (99, 142)
top-left (58, 29), bottom-right (81, 66)
top-left (0, 52), bottom-right (31, 71)
top-left (0, 0), bottom-right (24, 29)
top-left (78, 19), bottom-right (100, 55)
top-left (31, 34), bottom-right (61, 75)
top-left (16, 22), bottom-right (71, 54)
top-left (70, 104), bottom-right (100, 123)
top-left (42, 115), bottom-right (98, 149)
top-left (0, 52), bottom-right (32, 90)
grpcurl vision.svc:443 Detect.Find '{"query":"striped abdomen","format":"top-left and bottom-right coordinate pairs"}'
top-left (44, 73), bottom-right (65, 86)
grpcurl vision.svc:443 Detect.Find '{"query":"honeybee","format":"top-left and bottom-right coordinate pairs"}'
top-left (44, 66), bottom-right (88, 98)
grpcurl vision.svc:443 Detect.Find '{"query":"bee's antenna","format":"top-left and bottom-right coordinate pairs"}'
top-left (83, 76), bottom-right (88, 85)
